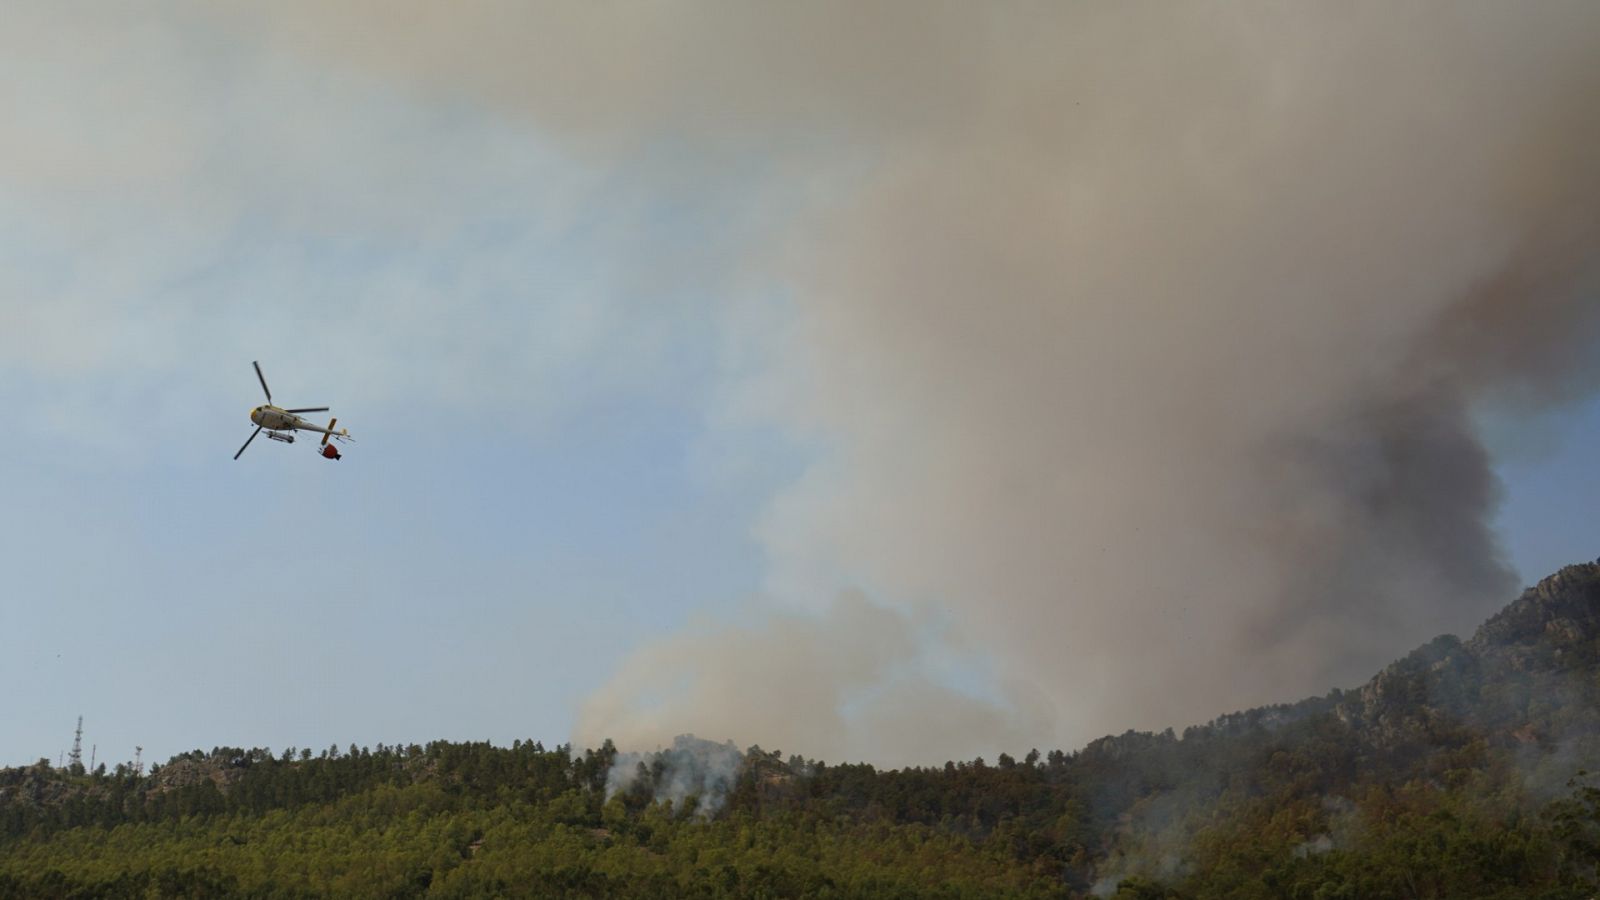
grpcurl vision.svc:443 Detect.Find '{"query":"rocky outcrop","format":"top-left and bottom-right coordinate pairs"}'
top-left (0, 761), bottom-right (78, 810)
top-left (1330, 559), bottom-right (1600, 749)
top-left (1469, 561), bottom-right (1600, 659)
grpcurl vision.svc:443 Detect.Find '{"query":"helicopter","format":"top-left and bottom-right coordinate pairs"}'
top-left (234, 361), bottom-right (351, 460)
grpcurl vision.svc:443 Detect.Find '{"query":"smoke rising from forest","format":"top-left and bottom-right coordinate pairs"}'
top-left (228, 2), bottom-right (1600, 762)
top-left (604, 735), bottom-right (745, 818)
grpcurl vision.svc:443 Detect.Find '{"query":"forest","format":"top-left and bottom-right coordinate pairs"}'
top-left (5, 562), bottom-right (1600, 898)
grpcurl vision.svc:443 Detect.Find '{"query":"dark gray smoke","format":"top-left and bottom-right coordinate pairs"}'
top-left (225, 2), bottom-right (1600, 761)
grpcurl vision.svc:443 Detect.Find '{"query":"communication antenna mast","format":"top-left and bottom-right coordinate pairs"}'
top-left (134, 746), bottom-right (143, 777)
top-left (90, 745), bottom-right (97, 773)
top-left (68, 716), bottom-right (83, 771)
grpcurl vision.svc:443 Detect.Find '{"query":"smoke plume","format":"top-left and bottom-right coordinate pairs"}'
top-left (604, 735), bottom-right (745, 818)
top-left (227, 3), bottom-right (1600, 760)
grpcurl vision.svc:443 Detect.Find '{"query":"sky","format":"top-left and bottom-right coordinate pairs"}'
top-left (3, 2), bottom-right (1599, 770)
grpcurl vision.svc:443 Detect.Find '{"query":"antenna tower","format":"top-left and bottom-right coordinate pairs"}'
top-left (68, 716), bottom-right (83, 771)
top-left (134, 746), bottom-right (143, 777)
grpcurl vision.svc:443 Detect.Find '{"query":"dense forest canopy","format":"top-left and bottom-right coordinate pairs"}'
top-left (6, 562), bottom-right (1600, 898)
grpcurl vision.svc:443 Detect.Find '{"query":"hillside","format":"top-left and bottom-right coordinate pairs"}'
top-left (5, 562), bottom-right (1600, 898)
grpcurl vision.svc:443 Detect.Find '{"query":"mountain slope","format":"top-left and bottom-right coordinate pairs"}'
top-left (4, 561), bottom-right (1600, 898)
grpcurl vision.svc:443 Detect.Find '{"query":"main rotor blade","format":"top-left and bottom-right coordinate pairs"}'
top-left (253, 361), bottom-right (271, 403)
top-left (233, 426), bottom-right (263, 460)
top-left (285, 407), bottom-right (329, 413)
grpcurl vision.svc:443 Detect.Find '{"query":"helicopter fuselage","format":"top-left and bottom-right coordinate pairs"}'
top-left (250, 405), bottom-right (338, 436)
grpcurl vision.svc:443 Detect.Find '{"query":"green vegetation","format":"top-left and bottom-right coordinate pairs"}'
top-left (4, 737), bottom-right (1600, 898)
top-left (0, 741), bottom-right (1072, 898)
top-left (4, 562), bottom-right (1600, 897)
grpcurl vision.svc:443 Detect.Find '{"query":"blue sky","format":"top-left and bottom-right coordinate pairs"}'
top-left (3, 4), bottom-right (1598, 769)
top-left (0, 8), bottom-right (788, 766)
top-left (1491, 394), bottom-right (1600, 590)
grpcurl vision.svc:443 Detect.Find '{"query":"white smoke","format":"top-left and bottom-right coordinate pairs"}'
top-left (604, 734), bottom-right (745, 818)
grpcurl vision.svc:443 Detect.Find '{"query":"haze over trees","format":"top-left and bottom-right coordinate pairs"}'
top-left (5, 562), bottom-right (1600, 897)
